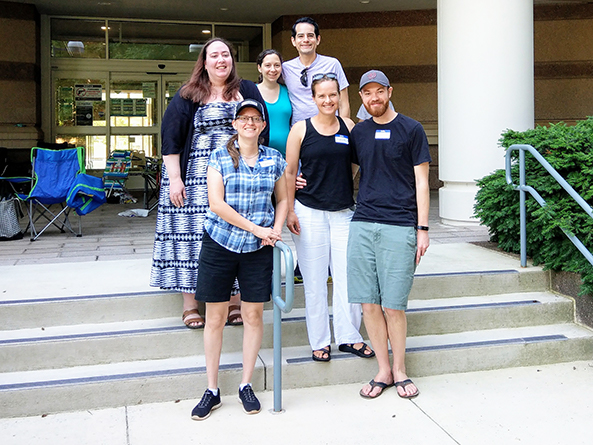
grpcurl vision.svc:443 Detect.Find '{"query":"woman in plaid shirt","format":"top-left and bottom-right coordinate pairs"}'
top-left (191, 99), bottom-right (288, 420)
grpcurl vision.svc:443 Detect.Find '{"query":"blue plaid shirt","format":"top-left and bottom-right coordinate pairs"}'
top-left (205, 144), bottom-right (287, 253)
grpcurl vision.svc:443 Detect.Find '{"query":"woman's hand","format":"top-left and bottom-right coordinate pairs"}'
top-left (286, 210), bottom-right (300, 235)
top-left (169, 178), bottom-right (186, 208)
top-left (254, 226), bottom-right (283, 246)
top-left (295, 173), bottom-right (307, 190)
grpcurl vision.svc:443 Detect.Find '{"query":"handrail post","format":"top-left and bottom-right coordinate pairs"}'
top-left (519, 148), bottom-right (527, 267)
top-left (271, 241), bottom-right (294, 413)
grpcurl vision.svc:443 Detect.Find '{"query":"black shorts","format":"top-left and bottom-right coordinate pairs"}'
top-left (195, 232), bottom-right (273, 303)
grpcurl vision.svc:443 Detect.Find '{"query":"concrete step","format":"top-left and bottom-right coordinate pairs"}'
top-left (0, 268), bottom-right (548, 330)
top-left (0, 291), bottom-right (571, 372)
top-left (1, 322), bottom-right (591, 418)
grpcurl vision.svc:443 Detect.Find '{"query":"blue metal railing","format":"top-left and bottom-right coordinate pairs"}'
top-left (271, 241), bottom-right (295, 413)
top-left (505, 144), bottom-right (593, 267)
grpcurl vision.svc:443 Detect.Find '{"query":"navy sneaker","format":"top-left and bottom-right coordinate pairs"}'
top-left (191, 389), bottom-right (221, 420)
top-left (238, 384), bottom-right (261, 414)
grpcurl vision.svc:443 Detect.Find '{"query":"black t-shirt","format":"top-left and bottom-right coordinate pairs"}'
top-left (295, 117), bottom-right (355, 211)
top-left (350, 113), bottom-right (431, 226)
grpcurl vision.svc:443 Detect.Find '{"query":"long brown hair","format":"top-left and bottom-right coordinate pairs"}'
top-left (180, 38), bottom-right (241, 104)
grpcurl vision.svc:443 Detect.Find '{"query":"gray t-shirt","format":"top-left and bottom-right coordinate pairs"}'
top-left (283, 54), bottom-right (349, 125)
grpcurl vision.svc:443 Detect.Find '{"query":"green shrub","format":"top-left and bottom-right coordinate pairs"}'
top-left (474, 117), bottom-right (593, 295)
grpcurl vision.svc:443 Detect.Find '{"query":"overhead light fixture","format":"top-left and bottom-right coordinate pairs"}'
top-left (202, 29), bottom-right (211, 34)
top-left (101, 26), bottom-right (111, 30)
top-left (360, 0), bottom-right (370, 4)
top-left (220, 8), bottom-right (228, 11)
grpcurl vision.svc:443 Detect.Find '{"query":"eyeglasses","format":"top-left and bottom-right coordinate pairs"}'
top-left (311, 73), bottom-right (337, 82)
top-left (300, 68), bottom-right (309, 87)
top-left (236, 115), bottom-right (264, 123)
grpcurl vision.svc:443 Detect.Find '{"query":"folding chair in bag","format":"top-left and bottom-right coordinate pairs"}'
top-left (19, 146), bottom-right (87, 241)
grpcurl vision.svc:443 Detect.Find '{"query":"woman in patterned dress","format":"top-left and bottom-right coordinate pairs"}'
top-left (150, 38), bottom-right (269, 328)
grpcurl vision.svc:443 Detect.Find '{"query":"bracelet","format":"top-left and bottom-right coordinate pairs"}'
top-left (416, 225), bottom-right (429, 231)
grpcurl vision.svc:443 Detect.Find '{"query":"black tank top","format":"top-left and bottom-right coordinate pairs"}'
top-left (295, 117), bottom-right (355, 211)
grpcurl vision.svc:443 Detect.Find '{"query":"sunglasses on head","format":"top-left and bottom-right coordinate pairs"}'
top-left (311, 73), bottom-right (337, 82)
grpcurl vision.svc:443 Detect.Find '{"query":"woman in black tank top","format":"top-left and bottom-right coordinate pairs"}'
top-left (284, 74), bottom-right (375, 362)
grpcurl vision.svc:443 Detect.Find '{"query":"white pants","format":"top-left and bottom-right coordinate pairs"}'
top-left (292, 201), bottom-right (363, 350)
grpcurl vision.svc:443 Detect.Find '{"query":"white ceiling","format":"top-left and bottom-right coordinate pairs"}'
top-left (10, 0), bottom-right (586, 24)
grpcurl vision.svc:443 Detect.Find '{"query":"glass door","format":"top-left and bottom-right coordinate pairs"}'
top-left (109, 73), bottom-right (160, 166)
top-left (52, 70), bottom-right (188, 171)
top-left (53, 72), bottom-right (108, 170)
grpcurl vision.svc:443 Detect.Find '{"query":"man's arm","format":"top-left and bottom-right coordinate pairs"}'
top-left (339, 87), bottom-right (351, 120)
top-left (414, 162), bottom-right (430, 264)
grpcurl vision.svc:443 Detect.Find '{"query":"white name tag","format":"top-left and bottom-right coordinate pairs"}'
top-left (375, 130), bottom-right (391, 140)
top-left (335, 134), bottom-right (349, 145)
top-left (260, 157), bottom-right (275, 167)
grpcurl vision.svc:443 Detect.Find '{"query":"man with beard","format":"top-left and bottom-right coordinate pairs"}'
top-left (348, 70), bottom-right (431, 400)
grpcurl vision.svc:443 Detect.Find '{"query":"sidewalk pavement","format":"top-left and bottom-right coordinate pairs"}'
top-left (1, 360), bottom-right (592, 445)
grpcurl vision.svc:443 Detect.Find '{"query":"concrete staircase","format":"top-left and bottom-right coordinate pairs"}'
top-left (1, 265), bottom-right (593, 417)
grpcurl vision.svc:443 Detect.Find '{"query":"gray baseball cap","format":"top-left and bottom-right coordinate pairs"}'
top-left (235, 99), bottom-right (266, 120)
top-left (359, 70), bottom-right (390, 90)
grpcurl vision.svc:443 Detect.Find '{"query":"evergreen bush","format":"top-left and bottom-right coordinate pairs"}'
top-left (474, 117), bottom-right (593, 295)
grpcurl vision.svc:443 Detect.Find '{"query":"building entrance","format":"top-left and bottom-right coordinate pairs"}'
top-left (52, 68), bottom-right (189, 170)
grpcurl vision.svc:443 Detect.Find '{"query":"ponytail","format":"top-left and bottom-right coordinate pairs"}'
top-left (226, 134), bottom-right (240, 169)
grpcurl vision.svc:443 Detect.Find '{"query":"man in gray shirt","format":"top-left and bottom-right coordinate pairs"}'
top-left (282, 17), bottom-right (350, 124)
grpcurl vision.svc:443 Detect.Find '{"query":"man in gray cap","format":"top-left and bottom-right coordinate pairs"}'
top-left (348, 70), bottom-right (431, 399)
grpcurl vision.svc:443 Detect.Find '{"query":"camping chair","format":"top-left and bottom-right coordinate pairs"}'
top-left (17, 146), bottom-right (89, 241)
top-left (103, 150), bottom-right (132, 199)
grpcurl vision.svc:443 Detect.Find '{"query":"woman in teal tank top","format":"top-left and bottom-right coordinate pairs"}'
top-left (256, 49), bottom-right (292, 157)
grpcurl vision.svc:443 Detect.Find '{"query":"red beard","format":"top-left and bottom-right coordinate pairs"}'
top-left (367, 100), bottom-right (389, 117)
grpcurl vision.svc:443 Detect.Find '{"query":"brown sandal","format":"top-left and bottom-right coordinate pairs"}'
top-left (226, 304), bottom-right (243, 326)
top-left (182, 309), bottom-right (205, 329)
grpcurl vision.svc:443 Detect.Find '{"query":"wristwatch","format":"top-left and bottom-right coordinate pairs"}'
top-left (416, 225), bottom-right (429, 231)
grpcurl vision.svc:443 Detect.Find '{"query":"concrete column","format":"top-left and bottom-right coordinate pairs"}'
top-left (437, 0), bottom-right (534, 224)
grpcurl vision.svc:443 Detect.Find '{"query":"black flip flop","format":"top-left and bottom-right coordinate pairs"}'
top-left (395, 379), bottom-right (419, 399)
top-left (338, 342), bottom-right (375, 358)
top-left (359, 379), bottom-right (393, 399)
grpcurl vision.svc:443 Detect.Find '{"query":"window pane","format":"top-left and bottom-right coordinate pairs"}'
top-left (56, 79), bottom-right (106, 127)
top-left (108, 21), bottom-right (212, 60)
top-left (55, 135), bottom-right (107, 170)
top-left (110, 80), bottom-right (158, 127)
top-left (51, 18), bottom-right (106, 59)
top-left (215, 25), bottom-right (263, 62)
top-left (110, 135), bottom-right (156, 159)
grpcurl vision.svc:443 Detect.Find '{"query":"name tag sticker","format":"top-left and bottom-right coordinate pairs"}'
top-left (335, 134), bottom-right (349, 145)
top-left (260, 157), bottom-right (275, 167)
top-left (375, 130), bottom-right (391, 140)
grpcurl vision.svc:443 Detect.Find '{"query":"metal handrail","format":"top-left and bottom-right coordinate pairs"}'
top-left (505, 144), bottom-right (593, 267)
top-left (271, 241), bottom-right (294, 413)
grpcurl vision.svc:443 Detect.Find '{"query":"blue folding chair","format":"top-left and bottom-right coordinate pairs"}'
top-left (17, 146), bottom-right (87, 241)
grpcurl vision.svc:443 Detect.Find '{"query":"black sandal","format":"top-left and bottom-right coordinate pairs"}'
top-left (338, 342), bottom-right (375, 358)
top-left (312, 346), bottom-right (331, 362)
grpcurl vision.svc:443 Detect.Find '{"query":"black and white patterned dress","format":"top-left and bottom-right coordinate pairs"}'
top-left (150, 102), bottom-right (237, 293)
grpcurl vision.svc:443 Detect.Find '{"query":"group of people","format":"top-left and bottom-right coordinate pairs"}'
top-left (149, 16), bottom-right (431, 420)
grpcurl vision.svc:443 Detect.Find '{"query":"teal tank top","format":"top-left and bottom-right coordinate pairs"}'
top-left (264, 84), bottom-right (292, 157)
